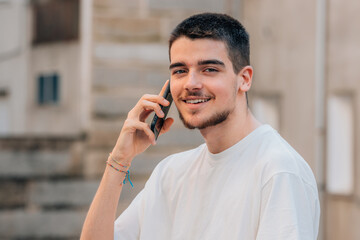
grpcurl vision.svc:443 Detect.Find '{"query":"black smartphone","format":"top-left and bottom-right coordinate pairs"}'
top-left (150, 82), bottom-right (173, 140)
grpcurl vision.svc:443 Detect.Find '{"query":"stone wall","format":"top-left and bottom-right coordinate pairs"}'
top-left (0, 137), bottom-right (89, 239)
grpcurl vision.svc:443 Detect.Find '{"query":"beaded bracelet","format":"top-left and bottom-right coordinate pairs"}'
top-left (106, 161), bottom-right (134, 187)
top-left (109, 152), bottom-right (130, 168)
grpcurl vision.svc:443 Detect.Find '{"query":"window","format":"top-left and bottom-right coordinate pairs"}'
top-left (32, 0), bottom-right (80, 44)
top-left (37, 73), bottom-right (60, 105)
top-left (326, 95), bottom-right (354, 195)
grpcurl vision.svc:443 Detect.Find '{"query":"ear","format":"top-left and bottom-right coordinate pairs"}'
top-left (237, 65), bottom-right (253, 93)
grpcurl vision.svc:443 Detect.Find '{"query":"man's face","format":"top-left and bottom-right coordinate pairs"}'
top-left (169, 37), bottom-right (240, 130)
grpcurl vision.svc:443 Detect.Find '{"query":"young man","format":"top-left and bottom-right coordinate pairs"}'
top-left (81, 13), bottom-right (320, 240)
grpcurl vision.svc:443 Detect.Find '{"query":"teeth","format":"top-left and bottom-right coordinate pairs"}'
top-left (186, 99), bottom-right (209, 104)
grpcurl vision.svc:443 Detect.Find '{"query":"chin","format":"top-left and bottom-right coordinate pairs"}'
top-left (178, 110), bottom-right (231, 130)
top-left (178, 114), bottom-right (202, 129)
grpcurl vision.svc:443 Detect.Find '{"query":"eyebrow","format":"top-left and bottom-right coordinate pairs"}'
top-left (198, 59), bottom-right (225, 67)
top-left (169, 59), bottom-right (225, 70)
top-left (169, 62), bottom-right (186, 70)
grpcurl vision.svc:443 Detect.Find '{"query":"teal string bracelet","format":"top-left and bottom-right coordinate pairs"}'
top-left (106, 161), bottom-right (134, 187)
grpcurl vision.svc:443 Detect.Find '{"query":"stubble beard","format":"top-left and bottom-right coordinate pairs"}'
top-left (178, 108), bottom-right (232, 130)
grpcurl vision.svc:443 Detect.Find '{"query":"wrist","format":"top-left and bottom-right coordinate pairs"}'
top-left (104, 164), bottom-right (127, 183)
top-left (105, 159), bottom-right (134, 188)
top-left (110, 150), bottom-right (133, 167)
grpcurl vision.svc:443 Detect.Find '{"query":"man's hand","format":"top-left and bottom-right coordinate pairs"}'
top-left (111, 80), bottom-right (174, 165)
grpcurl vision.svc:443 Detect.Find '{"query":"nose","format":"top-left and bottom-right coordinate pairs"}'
top-left (184, 71), bottom-right (202, 91)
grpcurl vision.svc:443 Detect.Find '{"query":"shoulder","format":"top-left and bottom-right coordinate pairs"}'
top-left (253, 127), bottom-right (317, 190)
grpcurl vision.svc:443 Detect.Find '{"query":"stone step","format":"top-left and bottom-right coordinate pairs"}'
top-left (94, 0), bottom-right (140, 10)
top-left (0, 181), bottom-right (27, 208)
top-left (94, 16), bottom-right (163, 43)
top-left (93, 92), bottom-right (142, 118)
top-left (94, 43), bottom-right (169, 67)
top-left (0, 210), bottom-right (86, 239)
top-left (93, 66), bottom-right (169, 89)
top-left (0, 151), bottom-right (75, 179)
top-left (93, 0), bottom-right (224, 17)
top-left (147, 0), bottom-right (224, 12)
top-left (28, 180), bottom-right (100, 208)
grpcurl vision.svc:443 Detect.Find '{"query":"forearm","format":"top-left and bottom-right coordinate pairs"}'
top-left (81, 164), bottom-right (127, 240)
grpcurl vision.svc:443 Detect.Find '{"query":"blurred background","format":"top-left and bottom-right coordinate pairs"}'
top-left (0, 0), bottom-right (359, 239)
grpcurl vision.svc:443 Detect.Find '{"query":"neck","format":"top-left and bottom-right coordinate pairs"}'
top-left (200, 108), bottom-right (261, 154)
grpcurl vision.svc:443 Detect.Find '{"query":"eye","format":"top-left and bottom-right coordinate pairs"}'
top-left (204, 68), bottom-right (218, 73)
top-left (172, 69), bottom-right (187, 75)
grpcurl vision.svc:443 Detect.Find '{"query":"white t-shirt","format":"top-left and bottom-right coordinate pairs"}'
top-left (114, 125), bottom-right (320, 240)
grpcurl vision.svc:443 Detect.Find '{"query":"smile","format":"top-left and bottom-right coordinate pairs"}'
top-left (184, 98), bottom-right (211, 104)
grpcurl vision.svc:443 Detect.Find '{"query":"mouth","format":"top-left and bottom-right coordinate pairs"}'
top-left (183, 98), bottom-right (211, 104)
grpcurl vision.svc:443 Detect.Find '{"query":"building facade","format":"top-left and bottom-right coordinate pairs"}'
top-left (0, 0), bottom-right (92, 239)
top-left (0, 0), bottom-right (359, 239)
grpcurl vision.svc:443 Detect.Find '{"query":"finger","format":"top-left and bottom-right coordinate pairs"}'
top-left (125, 119), bottom-right (156, 145)
top-left (129, 95), bottom-right (169, 119)
top-left (159, 79), bottom-right (170, 96)
top-left (159, 117), bottom-right (174, 136)
top-left (137, 99), bottom-right (168, 122)
top-left (128, 80), bottom-right (170, 121)
top-left (143, 94), bottom-right (170, 105)
top-left (141, 99), bottom-right (164, 118)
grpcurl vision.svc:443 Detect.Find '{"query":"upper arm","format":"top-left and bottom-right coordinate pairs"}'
top-left (256, 173), bottom-right (320, 240)
top-left (114, 190), bottom-right (144, 240)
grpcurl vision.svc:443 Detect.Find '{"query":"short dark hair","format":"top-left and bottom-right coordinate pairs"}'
top-left (169, 13), bottom-right (250, 74)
